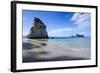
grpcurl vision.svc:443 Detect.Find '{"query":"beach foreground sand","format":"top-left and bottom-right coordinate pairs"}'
top-left (23, 39), bottom-right (91, 63)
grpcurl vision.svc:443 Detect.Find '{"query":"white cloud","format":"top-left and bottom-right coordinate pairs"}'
top-left (71, 13), bottom-right (91, 27)
top-left (71, 13), bottom-right (81, 21)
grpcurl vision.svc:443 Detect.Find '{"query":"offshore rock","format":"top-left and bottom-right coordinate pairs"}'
top-left (28, 17), bottom-right (48, 39)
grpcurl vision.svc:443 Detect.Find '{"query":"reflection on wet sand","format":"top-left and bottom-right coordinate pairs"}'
top-left (23, 39), bottom-right (90, 63)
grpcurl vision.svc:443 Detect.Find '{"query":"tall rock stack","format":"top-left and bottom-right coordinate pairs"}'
top-left (28, 17), bottom-right (48, 39)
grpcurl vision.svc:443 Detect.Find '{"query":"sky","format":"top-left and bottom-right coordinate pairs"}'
top-left (22, 10), bottom-right (91, 37)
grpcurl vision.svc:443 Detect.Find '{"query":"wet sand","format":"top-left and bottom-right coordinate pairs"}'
top-left (23, 39), bottom-right (90, 63)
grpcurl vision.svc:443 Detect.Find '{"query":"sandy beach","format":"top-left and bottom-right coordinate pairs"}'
top-left (22, 38), bottom-right (91, 63)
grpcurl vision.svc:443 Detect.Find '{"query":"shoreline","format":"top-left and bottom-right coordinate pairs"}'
top-left (23, 38), bottom-right (91, 63)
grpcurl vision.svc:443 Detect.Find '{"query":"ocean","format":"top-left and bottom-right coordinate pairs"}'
top-left (23, 37), bottom-right (90, 49)
top-left (47, 37), bottom-right (90, 49)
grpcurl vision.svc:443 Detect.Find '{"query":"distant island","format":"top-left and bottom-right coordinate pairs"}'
top-left (71, 34), bottom-right (85, 38)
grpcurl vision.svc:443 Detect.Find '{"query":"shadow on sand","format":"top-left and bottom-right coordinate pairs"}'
top-left (23, 42), bottom-right (50, 62)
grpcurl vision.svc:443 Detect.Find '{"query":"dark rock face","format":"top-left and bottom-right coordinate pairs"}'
top-left (70, 34), bottom-right (85, 38)
top-left (76, 34), bottom-right (84, 37)
top-left (28, 17), bottom-right (48, 39)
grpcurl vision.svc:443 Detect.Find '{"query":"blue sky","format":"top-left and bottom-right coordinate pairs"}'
top-left (22, 10), bottom-right (91, 37)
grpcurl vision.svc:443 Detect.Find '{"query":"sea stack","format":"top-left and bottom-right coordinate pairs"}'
top-left (28, 17), bottom-right (48, 39)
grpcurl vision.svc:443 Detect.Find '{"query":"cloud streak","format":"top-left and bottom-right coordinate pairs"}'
top-left (48, 28), bottom-right (73, 34)
top-left (71, 13), bottom-right (91, 27)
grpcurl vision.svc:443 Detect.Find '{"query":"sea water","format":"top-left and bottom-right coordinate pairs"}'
top-left (47, 37), bottom-right (90, 49)
top-left (23, 37), bottom-right (90, 50)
